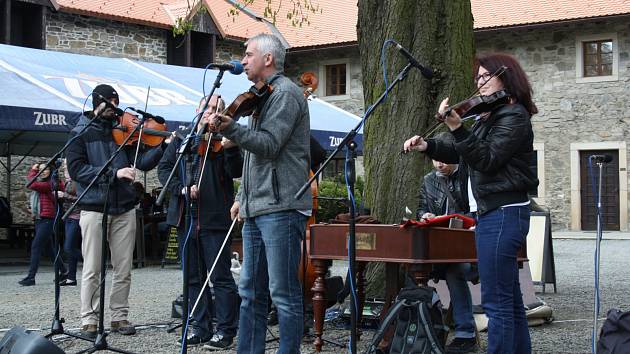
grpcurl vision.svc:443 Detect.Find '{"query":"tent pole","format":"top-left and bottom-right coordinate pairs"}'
top-left (5, 143), bottom-right (11, 205)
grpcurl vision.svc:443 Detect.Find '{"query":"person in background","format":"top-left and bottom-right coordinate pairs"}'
top-left (416, 133), bottom-right (478, 354)
top-left (62, 159), bottom-right (81, 286)
top-left (19, 162), bottom-right (67, 286)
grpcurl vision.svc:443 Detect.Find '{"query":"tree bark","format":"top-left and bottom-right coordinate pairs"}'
top-left (357, 0), bottom-right (475, 296)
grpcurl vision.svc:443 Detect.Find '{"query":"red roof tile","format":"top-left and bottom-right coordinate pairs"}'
top-left (56, 0), bottom-right (630, 47)
top-left (471, 0), bottom-right (630, 30)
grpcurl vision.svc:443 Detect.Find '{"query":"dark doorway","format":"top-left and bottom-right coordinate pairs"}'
top-left (580, 150), bottom-right (619, 230)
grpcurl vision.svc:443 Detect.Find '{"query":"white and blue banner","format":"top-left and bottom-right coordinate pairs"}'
top-left (0, 44), bottom-right (363, 156)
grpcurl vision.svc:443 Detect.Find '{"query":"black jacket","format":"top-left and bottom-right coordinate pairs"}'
top-left (158, 131), bottom-right (243, 230)
top-left (66, 113), bottom-right (164, 215)
top-left (416, 168), bottom-right (468, 220)
top-left (426, 103), bottom-right (538, 215)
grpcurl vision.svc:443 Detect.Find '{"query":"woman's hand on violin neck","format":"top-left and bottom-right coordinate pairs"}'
top-left (208, 113), bottom-right (233, 132)
top-left (403, 135), bottom-right (428, 153)
top-left (116, 167), bottom-right (136, 181)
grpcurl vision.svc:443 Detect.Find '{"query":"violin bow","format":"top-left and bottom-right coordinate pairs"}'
top-left (132, 86), bottom-right (151, 178)
top-left (400, 66), bottom-right (508, 155)
top-left (195, 95), bottom-right (221, 190)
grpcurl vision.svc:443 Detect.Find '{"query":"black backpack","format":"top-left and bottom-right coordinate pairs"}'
top-left (365, 285), bottom-right (448, 354)
top-left (598, 308), bottom-right (630, 354)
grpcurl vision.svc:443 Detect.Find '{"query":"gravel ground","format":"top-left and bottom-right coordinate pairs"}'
top-left (1, 238), bottom-right (629, 353)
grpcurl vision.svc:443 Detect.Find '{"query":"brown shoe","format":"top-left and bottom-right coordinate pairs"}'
top-left (81, 324), bottom-right (97, 339)
top-left (110, 320), bottom-right (136, 335)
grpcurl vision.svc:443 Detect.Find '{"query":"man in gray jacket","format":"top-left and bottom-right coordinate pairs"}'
top-left (209, 33), bottom-right (311, 354)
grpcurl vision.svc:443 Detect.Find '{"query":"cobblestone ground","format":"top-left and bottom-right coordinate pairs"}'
top-left (1, 238), bottom-right (630, 353)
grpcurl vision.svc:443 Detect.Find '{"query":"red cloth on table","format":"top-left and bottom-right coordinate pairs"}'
top-left (401, 213), bottom-right (476, 229)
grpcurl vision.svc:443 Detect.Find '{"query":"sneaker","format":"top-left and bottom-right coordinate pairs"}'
top-left (110, 320), bottom-right (136, 335)
top-left (18, 277), bottom-right (35, 286)
top-left (203, 333), bottom-right (233, 351)
top-left (177, 332), bottom-right (210, 346)
top-left (81, 324), bottom-right (97, 340)
top-left (59, 279), bottom-right (77, 286)
top-left (445, 337), bottom-right (479, 354)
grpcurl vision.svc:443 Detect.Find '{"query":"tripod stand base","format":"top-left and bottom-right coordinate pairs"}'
top-left (75, 332), bottom-right (136, 354)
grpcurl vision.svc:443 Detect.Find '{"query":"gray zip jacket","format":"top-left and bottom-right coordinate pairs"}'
top-left (221, 73), bottom-right (312, 218)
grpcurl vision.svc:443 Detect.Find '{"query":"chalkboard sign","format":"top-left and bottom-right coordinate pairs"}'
top-left (526, 211), bottom-right (557, 293)
top-left (162, 227), bottom-right (179, 266)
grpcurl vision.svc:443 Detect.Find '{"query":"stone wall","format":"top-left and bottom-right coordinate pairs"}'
top-left (46, 12), bottom-right (167, 63)
top-left (475, 18), bottom-right (630, 229)
top-left (286, 46), bottom-right (364, 115)
top-left (215, 39), bottom-right (244, 62)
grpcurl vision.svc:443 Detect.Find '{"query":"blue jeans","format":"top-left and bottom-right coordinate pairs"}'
top-left (182, 226), bottom-right (239, 338)
top-left (437, 263), bottom-right (476, 339)
top-left (28, 218), bottom-right (66, 278)
top-left (64, 218), bottom-right (82, 281)
top-left (238, 211), bottom-right (307, 354)
top-left (476, 206), bottom-right (531, 354)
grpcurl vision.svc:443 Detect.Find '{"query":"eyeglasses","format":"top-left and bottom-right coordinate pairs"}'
top-left (475, 72), bottom-right (492, 83)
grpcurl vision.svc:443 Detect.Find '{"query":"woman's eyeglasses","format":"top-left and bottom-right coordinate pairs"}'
top-left (475, 72), bottom-right (493, 83)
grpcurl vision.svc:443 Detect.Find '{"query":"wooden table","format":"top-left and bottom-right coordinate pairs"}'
top-left (308, 223), bottom-right (527, 352)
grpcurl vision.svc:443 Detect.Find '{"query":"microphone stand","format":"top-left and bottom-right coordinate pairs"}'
top-left (64, 115), bottom-right (149, 354)
top-left (592, 158), bottom-right (606, 353)
top-left (30, 112), bottom-right (106, 343)
top-left (296, 62), bottom-right (414, 353)
top-left (155, 68), bottom-right (225, 354)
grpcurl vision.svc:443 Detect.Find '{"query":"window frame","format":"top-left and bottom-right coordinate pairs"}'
top-left (318, 59), bottom-right (351, 101)
top-left (575, 33), bottom-right (618, 83)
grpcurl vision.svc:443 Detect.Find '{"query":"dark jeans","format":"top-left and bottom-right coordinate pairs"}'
top-left (63, 218), bottom-right (82, 281)
top-left (27, 218), bottom-right (66, 279)
top-left (238, 211), bottom-right (307, 354)
top-left (476, 206), bottom-right (532, 354)
top-left (179, 224), bottom-right (239, 338)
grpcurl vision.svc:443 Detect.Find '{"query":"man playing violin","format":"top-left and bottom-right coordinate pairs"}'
top-left (208, 33), bottom-right (312, 354)
top-left (66, 84), bottom-right (166, 338)
top-left (158, 95), bottom-right (242, 349)
top-left (403, 53), bottom-right (538, 354)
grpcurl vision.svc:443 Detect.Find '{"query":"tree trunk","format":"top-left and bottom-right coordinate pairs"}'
top-left (357, 0), bottom-right (475, 296)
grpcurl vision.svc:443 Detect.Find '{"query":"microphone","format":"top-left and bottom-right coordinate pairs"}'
top-left (395, 43), bottom-right (433, 79)
top-left (208, 60), bottom-right (244, 75)
top-left (92, 92), bottom-right (124, 116)
top-left (128, 107), bottom-right (166, 124)
top-left (590, 154), bottom-right (613, 163)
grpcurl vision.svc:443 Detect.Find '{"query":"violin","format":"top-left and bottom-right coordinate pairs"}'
top-left (112, 112), bottom-right (171, 147)
top-left (196, 129), bottom-right (224, 159)
top-left (223, 80), bottom-right (273, 120)
top-left (438, 90), bottom-right (511, 121)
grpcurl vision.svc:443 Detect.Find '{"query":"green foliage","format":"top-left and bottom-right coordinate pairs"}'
top-left (172, 17), bottom-right (193, 37)
top-left (316, 176), bottom-right (365, 223)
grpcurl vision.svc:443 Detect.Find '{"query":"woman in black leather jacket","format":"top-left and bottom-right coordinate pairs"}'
top-left (403, 53), bottom-right (538, 354)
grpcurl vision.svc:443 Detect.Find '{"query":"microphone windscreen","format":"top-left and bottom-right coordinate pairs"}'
top-left (229, 60), bottom-right (244, 75)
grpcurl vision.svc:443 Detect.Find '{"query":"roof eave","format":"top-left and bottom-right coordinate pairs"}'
top-left (474, 13), bottom-right (630, 33)
top-left (58, 8), bottom-right (173, 29)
